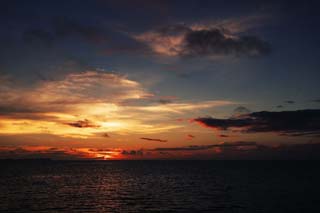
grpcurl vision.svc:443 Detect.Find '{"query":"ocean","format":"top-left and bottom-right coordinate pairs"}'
top-left (0, 160), bottom-right (319, 212)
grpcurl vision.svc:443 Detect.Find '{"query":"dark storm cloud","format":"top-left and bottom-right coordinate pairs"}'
top-left (152, 141), bottom-right (257, 151)
top-left (183, 29), bottom-right (271, 57)
top-left (311, 99), bottom-right (320, 103)
top-left (194, 109), bottom-right (320, 136)
top-left (140, 137), bottom-right (167, 142)
top-left (66, 119), bottom-right (100, 128)
top-left (276, 105), bottom-right (284, 108)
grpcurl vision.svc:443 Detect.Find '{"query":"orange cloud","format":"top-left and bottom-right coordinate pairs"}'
top-left (0, 71), bottom-right (235, 139)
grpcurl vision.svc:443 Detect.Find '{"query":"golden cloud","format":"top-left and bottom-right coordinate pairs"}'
top-left (0, 71), bottom-right (235, 138)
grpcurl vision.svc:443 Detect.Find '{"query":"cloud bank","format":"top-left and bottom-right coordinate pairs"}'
top-left (194, 109), bottom-right (320, 136)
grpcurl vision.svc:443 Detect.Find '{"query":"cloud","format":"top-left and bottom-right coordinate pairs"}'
top-left (0, 146), bottom-right (140, 160)
top-left (2, 142), bottom-right (320, 160)
top-left (128, 100), bottom-right (234, 114)
top-left (0, 146), bottom-right (104, 160)
top-left (0, 71), bottom-right (154, 137)
top-left (285, 100), bottom-right (295, 104)
top-left (121, 150), bottom-right (143, 156)
top-left (135, 21), bottom-right (270, 58)
top-left (66, 119), bottom-right (100, 128)
top-left (232, 106), bottom-right (251, 117)
top-left (102, 133), bottom-right (110, 138)
top-left (311, 99), bottom-right (320, 103)
top-left (194, 109), bottom-right (320, 136)
top-left (152, 141), bottom-right (257, 151)
top-left (0, 71), bottom-right (149, 114)
top-left (0, 71), bottom-right (234, 137)
top-left (187, 134), bottom-right (195, 139)
top-left (140, 137), bottom-right (167, 142)
top-left (149, 142), bottom-right (320, 160)
top-left (183, 29), bottom-right (270, 57)
top-left (156, 96), bottom-right (177, 104)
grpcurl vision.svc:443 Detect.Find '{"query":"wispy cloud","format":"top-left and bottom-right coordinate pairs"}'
top-left (66, 119), bottom-right (100, 128)
top-left (140, 137), bottom-right (167, 142)
top-left (0, 71), bottom-right (233, 137)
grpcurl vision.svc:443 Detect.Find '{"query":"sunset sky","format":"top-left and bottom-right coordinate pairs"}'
top-left (0, 0), bottom-right (320, 160)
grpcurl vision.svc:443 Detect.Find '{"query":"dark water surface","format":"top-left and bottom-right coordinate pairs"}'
top-left (0, 160), bottom-right (319, 212)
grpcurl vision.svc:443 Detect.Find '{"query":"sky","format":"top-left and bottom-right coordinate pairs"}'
top-left (0, 0), bottom-right (320, 160)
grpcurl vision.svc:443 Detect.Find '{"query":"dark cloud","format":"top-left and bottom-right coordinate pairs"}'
top-left (285, 100), bottom-right (295, 104)
top-left (0, 106), bottom-right (59, 120)
top-left (0, 147), bottom-right (89, 160)
top-left (150, 142), bottom-right (320, 160)
top-left (183, 28), bottom-right (271, 57)
top-left (311, 99), bottom-right (320, 103)
top-left (121, 150), bottom-right (143, 156)
top-left (219, 134), bottom-right (229, 138)
top-left (232, 106), bottom-right (251, 117)
top-left (139, 24), bottom-right (271, 58)
top-left (155, 96), bottom-right (177, 105)
top-left (2, 142), bottom-right (320, 160)
top-left (0, 106), bottom-right (40, 114)
top-left (152, 141), bottom-right (257, 151)
top-left (102, 133), bottom-right (110, 138)
top-left (194, 109), bottom-right (320, 136)
top-left (140, 137), bottom-right (167, 142)
top-left (217, 142), bottom-right (320, 160)
top-left (276, 105), bottom-right (284, 108)
top-left (158, 99), bottom-right (174, 104)
top-left (66, 119), bottom-right (100, 128)
top-left (195, 117), bottom-right (252, 129)
top-left (187, 134), bottom-right (195, 139)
